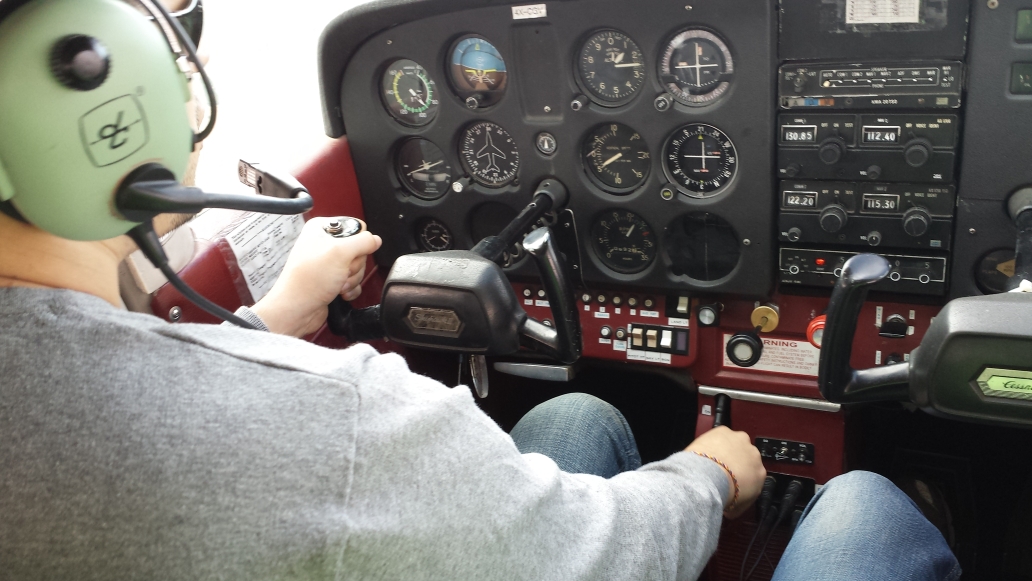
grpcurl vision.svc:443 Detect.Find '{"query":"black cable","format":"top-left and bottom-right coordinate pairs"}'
top-left (744, 480), bottom-right (803, 581)
top-left (128, 222), bottom-right (257, 330)
top-left (136, 0), bottom-right (218, 143)
top-left (739, 476), bottom-right (778, 581)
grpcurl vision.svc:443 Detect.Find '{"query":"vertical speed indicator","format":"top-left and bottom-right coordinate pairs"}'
top-left (664, 124), bottom-right (737, 198)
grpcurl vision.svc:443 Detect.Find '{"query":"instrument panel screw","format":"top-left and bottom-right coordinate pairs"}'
top-left (169, 306), bottom-right (182, 322)
top-left (685, 5), bottom-right (693, 9)
top-left (743, 239), bottom-right (752, 246)
top-left (398, 214), bottom-right (404, 220)
top-left (386, 39), bottom-right (393, 44)
top-left (987, 0), bottom-right (998, 8)
top-left (543, 105), bottom-right (551, 113)
top-left (969, 228), bottom-right (977, 235)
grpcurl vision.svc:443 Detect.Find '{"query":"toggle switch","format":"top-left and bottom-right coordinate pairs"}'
top-left (646, 329), bottom-right (658, 349)
top-left (677, 296), bottom-right (690, 315)
top-left (631, 327), bottom-right (644, 348)
top-left (660, 330), bottom-right (673, 349)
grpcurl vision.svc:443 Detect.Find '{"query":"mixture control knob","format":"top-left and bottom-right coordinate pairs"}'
top-left (902, 206), bottom-right (932, 237)
top-left (726, 331), bottom-right (763, 367)
top-left (818, 137), bottom-right (846, 165)
top-left (819, 204), bottom-right (848, 233)
top-left (903, 138), bottom-right (933, 168)
top-left (50, 35), bottom-right (110, 91)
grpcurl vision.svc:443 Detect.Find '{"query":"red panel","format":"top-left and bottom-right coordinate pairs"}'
top-left (692, 292), bottom-right (941, 399)
top-left (150, 238), bottom-right (248, 325)
top-left (695, 395), bottom-right (846, 484)
top-left (295, 137), bottom-right (366, 221)
top-left (511, 284), bottom-right (697, 368)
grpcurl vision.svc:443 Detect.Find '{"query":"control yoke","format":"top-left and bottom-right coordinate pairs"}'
top-left (327, 179), bottom-right (581, 365)
top-left (820, 189), bottom-right (1032, 411)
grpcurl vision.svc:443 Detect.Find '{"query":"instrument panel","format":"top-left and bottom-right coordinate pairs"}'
top-left (338, 0), bottom-right (776, 297)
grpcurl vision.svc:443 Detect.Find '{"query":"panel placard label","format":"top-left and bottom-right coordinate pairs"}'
top-left (845, 0), bottom-right (920, 24)
top-left (512, 4), bottom-right (547, 19)
top-left (722, 334), bottom-right (821, 377)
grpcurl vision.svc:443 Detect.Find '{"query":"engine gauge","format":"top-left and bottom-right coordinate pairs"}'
top-left (381, 59), bottom-right (440, 126)
top-left (582, 123), bottom-right (650, 194)
top-left (664, 123), bottom-right (737, 197)
top-left (591, 210), bottom-right (657, 274)
top-left (576, 30), bottom-right (646, 106)
top-left (416, 218), bottom-right (454, 252)
top-left (449, 35), bottom-right (508, 108)
top-left (396, 138), bottom-right (452, 200)
top-left (459, 121), bottom-right (520, 187)
top-left (658, 29), bottom-right (734, 106)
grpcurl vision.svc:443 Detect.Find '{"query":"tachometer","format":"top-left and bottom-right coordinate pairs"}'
top-left (381, 59), bottom-right (439, 126)
top-left (459, 122), bottom-right (520, 187)
top-left (591, 210), bottom-right (657, 274)
top-left (582, 123), bottom-right (650, 194)
top-left (396, 138), bottom-right (452, 200)
top-left (576, 30), bottom-right (646, 106)
top-left (664, 123), bottom-right (737, 197)
top-left (449, 36), bottom-right (508, 108)
top-left (658, 29), bottom-right (734, 106)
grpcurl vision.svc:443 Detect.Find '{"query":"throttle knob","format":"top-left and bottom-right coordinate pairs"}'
top-left (726, 331), bottom-right (763, 367)
top-left (818, 137), bottom-right (846, 165)
top-left (819, 204), bottom-right (848, 233)
top-left (50, 35), bottom-right (110, 91)
top-left (902, 206), bottom-right (931, 237)
top-left (903, 138), bottom-right (933, 168)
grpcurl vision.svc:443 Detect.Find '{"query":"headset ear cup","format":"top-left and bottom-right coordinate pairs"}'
top-left (0, 0), bottom-right (193, 241)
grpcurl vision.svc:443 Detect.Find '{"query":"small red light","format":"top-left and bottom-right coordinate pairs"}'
top-left (815, 258), bottom-right (826, 266)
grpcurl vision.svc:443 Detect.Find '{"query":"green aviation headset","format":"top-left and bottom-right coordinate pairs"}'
top-left (0, 0), bottom-right (312, 327)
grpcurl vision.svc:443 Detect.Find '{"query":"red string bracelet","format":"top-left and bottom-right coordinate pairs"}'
top-left (691, 451), bottom-right (740, 513)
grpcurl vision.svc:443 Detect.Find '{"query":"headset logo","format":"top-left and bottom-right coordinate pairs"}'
top-left (78, 95), bottom-right (149, 167)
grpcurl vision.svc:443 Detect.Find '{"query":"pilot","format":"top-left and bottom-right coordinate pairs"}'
top-left (0, 1), bottom-right (959, 580)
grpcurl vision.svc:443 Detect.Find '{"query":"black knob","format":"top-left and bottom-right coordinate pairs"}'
top-left (818, 137), bottom-right (846, 165)
top-left (726, 331), bottom-right (763, 367)
top-left (787, 227), bottom-right (802, 242)
top-left (784, 162), bottom-right (801, 178)
top-left (793, 75), bottom-right (807, 93)
top-left (866, 165), bottom-right (882, 180)
top-left (50, 35), bottom-right (110, 91)
top-left (465, 95), bottom-right (482, 109)
top-left (654, 93), bottom-right (674, 112)
top-left (902, 206), bottom-right (931, 237)
top-left (903, 138), bottom-right (933, 168)
top-left (819, 204), bottom-right (848, 233)
top-left (867, 230), bottom-right (882, 246)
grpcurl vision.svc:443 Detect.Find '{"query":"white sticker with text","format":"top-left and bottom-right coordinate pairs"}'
top-left (512, 4), bottom-right (547, 19)
top-left (722, 334), bottom-right (821, 377)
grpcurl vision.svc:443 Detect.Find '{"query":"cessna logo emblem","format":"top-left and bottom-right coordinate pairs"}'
top-left (405, 307), bottom-right (463, 338)
top-left (79, 95), bottom-right (149, 167)
top-left (976, 368), bottom-right (1032, 401)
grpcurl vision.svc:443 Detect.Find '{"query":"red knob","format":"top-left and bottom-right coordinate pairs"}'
top-left (807, 315), bottom-right (827, 348)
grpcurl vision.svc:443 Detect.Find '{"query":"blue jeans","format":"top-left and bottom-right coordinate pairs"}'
top-left (510, 394), bottom-right (961, 581)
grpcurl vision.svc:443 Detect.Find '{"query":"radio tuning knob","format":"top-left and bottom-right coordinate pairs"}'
top-left (819, 204), bottom-right (848, 233)
top-left (784, 162), bottom-right (801, 178)
top-left (903, 138), bottom-right (933, 167)
top-left (818, 137), bottom-right (846, 165)
top-left (866, 165), bottom-right (883, 180)
top-left (902, 206), bottom-right (932, 237)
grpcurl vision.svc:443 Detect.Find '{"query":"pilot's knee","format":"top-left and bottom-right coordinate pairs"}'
top-left (821, 470), bottom-right (896, 498)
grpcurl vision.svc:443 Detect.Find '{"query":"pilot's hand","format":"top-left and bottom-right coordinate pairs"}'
top-left (251, 217), bottom-right (382, 337)
top-left (685, 426), bottom-right (766, 519)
